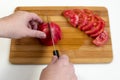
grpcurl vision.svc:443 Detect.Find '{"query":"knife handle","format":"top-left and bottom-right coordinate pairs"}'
top-left (53, 50), bottom-right (59, 58)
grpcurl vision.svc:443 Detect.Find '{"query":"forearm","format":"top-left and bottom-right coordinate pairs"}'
top-left (0, 18), bottom-right (5, 37)
top-left (0, 18), bottom-right (9, 38)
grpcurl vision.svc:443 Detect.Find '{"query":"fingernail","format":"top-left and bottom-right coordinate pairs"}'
top-left (43, 33), bottom-right (46, 38)
top-left (41, 32), bottom-right (46, 38)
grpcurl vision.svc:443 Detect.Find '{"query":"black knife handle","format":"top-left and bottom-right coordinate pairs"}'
top-left (53, 50), bottom-right (59, 58)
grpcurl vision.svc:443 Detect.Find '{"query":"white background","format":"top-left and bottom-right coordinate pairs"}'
top-left (0, 0), bottom-right (120, 80)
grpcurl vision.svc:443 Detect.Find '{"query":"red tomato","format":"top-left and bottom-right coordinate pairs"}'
top-left (90, 18), bottom-right (105, 37)
top-left (38, 22), bottom-right (62, 46)
top-left (81, 9), bottom-right (95, 31)
top-left (85, 15), bottom-right (104, 35)
top-left (62, 9), bottom-right (108, 46)
top-left (92, 31), bottom-right (109, 46)
top-left (68, 15), bottom-right (79, 27)
top-left (85, 21), bottom-right (101, 35)
top-left (63, 10), bottom-right (76, 18)
top-left (73, 9), bottom-right (88, 29)
top-left (63, 10), bottom-right (79, 27)
top-left (73, 9), bottom-right (81, 15)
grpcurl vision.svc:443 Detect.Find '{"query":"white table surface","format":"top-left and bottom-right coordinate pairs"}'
top-left (0, 0), bottom-right (120, 80)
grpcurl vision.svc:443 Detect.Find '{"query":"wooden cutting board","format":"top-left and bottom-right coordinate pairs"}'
top-left (9, 6), bottom-right (113, 64)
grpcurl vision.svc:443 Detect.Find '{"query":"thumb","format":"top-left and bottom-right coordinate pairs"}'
top-left (57, 55), bottom-right (69, 65)
top-left (50, 56), bottom-right (58, 64)
top-left (27, 29), bottom-right (46, 38)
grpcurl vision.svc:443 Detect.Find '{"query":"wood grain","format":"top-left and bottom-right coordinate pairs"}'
top-left (9, 6), bottom-right (113, 64)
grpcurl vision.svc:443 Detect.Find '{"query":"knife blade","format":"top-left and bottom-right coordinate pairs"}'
top-left (48, 22), bottom-right (59, 58)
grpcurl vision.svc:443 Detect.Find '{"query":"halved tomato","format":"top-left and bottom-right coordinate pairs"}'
top-left (38, 22), bottom-right (62, 46)
top-left (92, 30), bottom-right (109, 46)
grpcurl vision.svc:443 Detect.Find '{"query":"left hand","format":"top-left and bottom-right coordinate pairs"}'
top-left (0, 11), bottom-right (46, 39)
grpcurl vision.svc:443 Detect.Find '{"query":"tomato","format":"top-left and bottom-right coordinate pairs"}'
top-left (81, 9), bottom-right (95, 31)
top-left (62, 9), bottom-right (108, 46)
top-left (73, 9), bottom-right (81, 15)
top-left (85, 15), bottom-right (104, 35)
top-left (68, 15), bottom-right (79, 27)
top-left (63, 10), bottom-right (76, 18)
top-left (63, 10), bottom-right (79, 27)
top-left (72, 9), bottom-right (88, 29)
top-left (92, 31), bottom-right (109, 46)
top-left (83, 9), bottom-right (93, 14)
top-left (85, 21), bottom-right (101, 35)
top-left (90, 18), bottom-right (105, 37)
top-left (38, 22), bottom-right (62, 46)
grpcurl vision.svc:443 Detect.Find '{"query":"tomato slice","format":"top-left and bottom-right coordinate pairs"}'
top-left (83, 9), bottom-right (94, 14)
top-left (85, 21), bottom-right (101, 34)
top-left (63, 10), bottom-right (76, 18)
top-left (63, 10), bottom-right (79, 27)
top-left (73, 9), bottom-right (88, 29)
top-left (90, 27), bottom-right (104, 37)
top-left (85, 15), bottom-right (103, 35)
top-left (92, 31), bottom-right (109, 46)
top-left (73, 9), bottom-right (81, 15)
top-left (68, 15), bottom-right (79, 27)
top-left (90, 18), bottom-right (105, 37)
top-left (81, 9), bottom-right (95, 31)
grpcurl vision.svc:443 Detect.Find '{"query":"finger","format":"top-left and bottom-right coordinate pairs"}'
top-left (27, 29), bottom-right (46, 38)
top-left (29, 20), bottom-right (38, 30)
top-left (50, 56), bottom-right (58, 64)
top-left (29, 13), bottom-right (43, 23)
top-left (71, 74), bottom-right (78, 80)
top-left (57, 55), bottom-right (69, 65)
top-left (70, 63), bottom-right (76, 74)
top-left (28, 23), bottom-right (32, 29)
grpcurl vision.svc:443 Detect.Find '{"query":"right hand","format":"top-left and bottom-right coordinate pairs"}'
top-left (40, 55), bottom-right (77, 80)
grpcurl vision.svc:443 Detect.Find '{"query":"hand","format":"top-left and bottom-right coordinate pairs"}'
top-left (0, 11), bottom-right (46, 39)
top-left (40, 55), bottom-right (77, 80)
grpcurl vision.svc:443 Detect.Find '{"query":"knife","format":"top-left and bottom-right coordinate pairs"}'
top-left (48, 22), bottom-right (60, 58)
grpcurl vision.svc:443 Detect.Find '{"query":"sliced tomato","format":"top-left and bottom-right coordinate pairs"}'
top-left (63, 10), bottom-right (76, 18)
top-left (85, 15), bottom-right (103, 35)
top-left (73, 9), bottom-right (81, 15)
top-left (73, 9), bottom-right (88, 29)
top-left (62, 9), bottom-right (108, 46)
top-left (63, 10), bottom-right (79, 27)
top-left (90, 18), bottom-right (105, 37)
top-left (92, 31), bottom-right (109, 46)
top-left (90, 27), bottom-right (104, 37)
top-left (82, 9), bottom-right (93, 15)
top-left (85, 21), bottom-right (101, 35)
top-left (68, 15), bottom-right (79, 27)
top-left (81, 9), bottom-right (95, 31)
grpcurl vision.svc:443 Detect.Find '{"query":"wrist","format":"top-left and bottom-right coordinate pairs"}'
top-left (0, 19), bottom-right (3, 37)
top-left (0, 18), bottom-right (7, 38)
